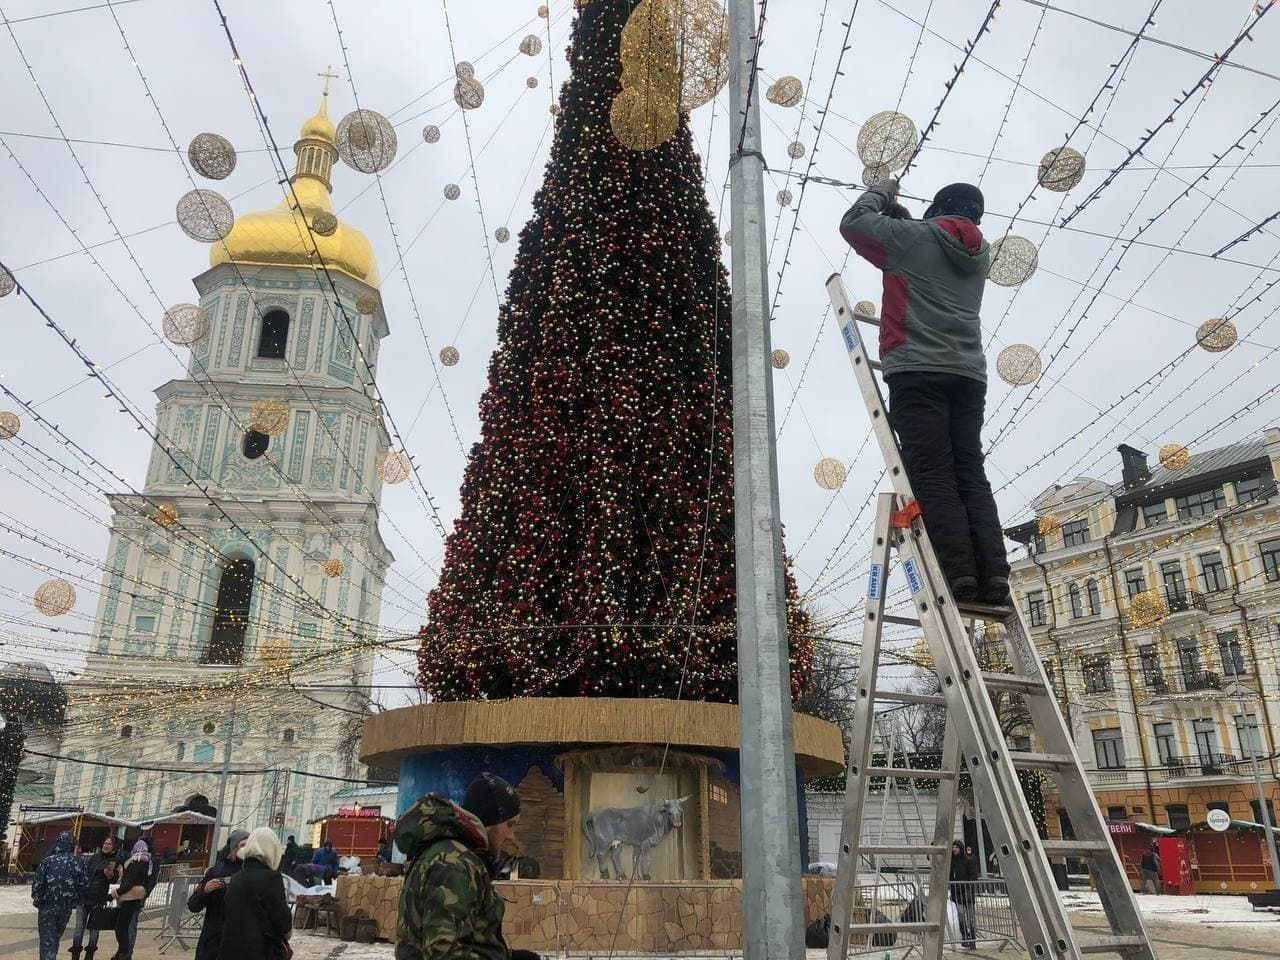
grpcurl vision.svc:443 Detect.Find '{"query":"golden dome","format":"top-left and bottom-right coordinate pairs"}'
top-left (210, 89), bottom-right (379, 287)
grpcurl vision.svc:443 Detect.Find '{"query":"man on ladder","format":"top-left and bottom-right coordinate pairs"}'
top-left (839, 179), bottom-right (1011, 606)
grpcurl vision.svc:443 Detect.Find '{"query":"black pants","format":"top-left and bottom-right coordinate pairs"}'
top-left (887, 372), bottom-right (1009, 586)
top-left (114, 899), bottom-right (143, 958)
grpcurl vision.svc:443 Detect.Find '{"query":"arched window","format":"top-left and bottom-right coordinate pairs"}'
top-left (176, 742), bottom-right (186, 761)
top-left (1086, 579), bottom-right (1101, 616)
top-left (120, 725), bottom-right (133, 739)
top-left (282, 728), bottom-right (295, 744)
top-left (193, 741), bottom-right (215, 764)
top-left (242, 430), bottom-right (269, 460)
top-left (1069, 583), bottom-right (1083, 618)
top-left (207, 558), bottom-right (254, 664)
top-left (257, 309), bottom-right (290, 359)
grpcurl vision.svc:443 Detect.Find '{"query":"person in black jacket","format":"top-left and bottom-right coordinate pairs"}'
top-left (109, 841), bottom-right (152, 960)
top-left (70, 837), bottom-right (119, 960)
top-left (217, 827), bottom-right (291, 960)
top-left (948, 840), bottom-right (979, 950)
top-left (188, 829), bottom-right (249, 960)
top-left (278, 836), bottom-right (298, 875)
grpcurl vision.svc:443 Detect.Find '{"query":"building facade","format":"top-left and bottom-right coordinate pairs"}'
top-left (1005, 432), bottom-right (1280, 848)
top-left (53, 90), bottom-right (394, 845)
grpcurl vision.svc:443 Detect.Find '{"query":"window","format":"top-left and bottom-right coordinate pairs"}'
top-left (1250, 799), bottom-right (1277, 826)
top-left (1069, 583), bottom-right (1083, 618)
top-left (1261, 539), bottom-right (1280, 582)
top-left (207, 558), bottom-right (254, 664)
top-left (133, 615), bottom-right (156, 632)
top-left (193, 741), bottom-right (215, 763)
top-left (257, 309), bottom-right (290, 359)
top-left (1193, 718), bottom-right (1219, 761)
top-left (1106, 805), bottom-right (1128, 821)
top-left (1165, 804), bottom-right (1191, 830)
top-left (1153, 722), bottom-right (1177, 765)
top-left (1083, 655), bottom-right (1113, 694)
top-left (709, 783), bottom-right (728, 804)
top-left (120, 725), bottom-right (133, 739)
top-left (1177, 637), bottom-right (1201, 677)
top-left (1160, 560), bottom-right (1186, 600)
top-left (203, 721), bottom-right (216, 734)
top-left (1092, 728), bottom-right (1125, 769)
top-left (1142, 502), bottom-right (1168, 527)
top-left (1030, 533), bottom-right (1046, 555)
top-left (1218, 631), bottom-right (1247, 677)
top-left (1235, 713), bottom-right (1263, 759)
top-left (1138, 645), bottom-right (1163, 687)
top-left (1011, 735), bottom-right (1032, 751)
top-left (1086, 580), bottom-right (1101, 616)
top-left (1175, 487), bottom-right (1226, 519)
top-left (1027, 590), bottom-right (1046, 627)
top-left (1062, 519), bottom-right (1090, 547)
top-left (1235, 475), bottom-right (1262, 505)
top-left (298, 623), bottom-right (317, 639)
top-left (282, 728), bottom-right (295, 744)
top-left (1124, 568), bottom-right (1146, 598)
top-left (176, 742), bottom-right (186, 761)
top-left (242, 430), bottom-right (269, 460)
top-left (1199, 552), bottom-right (1228, 594)
top-left (1206, 800), bottom-right (1230, 814)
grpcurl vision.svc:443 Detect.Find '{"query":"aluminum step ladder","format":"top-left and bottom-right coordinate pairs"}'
top-left (823, 274), bottom-right (1155, 960)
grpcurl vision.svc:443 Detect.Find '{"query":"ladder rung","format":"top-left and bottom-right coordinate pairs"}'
top-left (868, 359), bottom-right (882, 371)
top-left (857, 314), bottom-right (880, 326)
top-left (841, 922), bottom-right (939, 935)
top-left (866, 766), bottom-right (955, 780)
top-left (874, 689), bottom-right (945, 706)
top-left (883, 613), bottom-right (921, 627)
top-left (954, 600), bottom-right (1015, 623)
top-left (981, 672), bottom-right (1046, 695)
top-left (1009, 751), bottom-right (1074, 771)
top-left (1078, 935), bottom-right (1149, 954)
top-left (1042, 839), bottom-right (1114, 858)
top-left (861, 843), bottom-right (948, 857)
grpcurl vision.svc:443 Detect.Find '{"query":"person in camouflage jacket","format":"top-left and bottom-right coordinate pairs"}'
top-left (32, 831), bottom-right (89, 960)
top-left (395, 773), bottom-right (538, 960)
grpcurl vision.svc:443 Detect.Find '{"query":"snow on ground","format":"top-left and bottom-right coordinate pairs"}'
top-left (1062, 890), bottom-right (1279, 926)
top-left (0, 884), bottom-right (35, 915)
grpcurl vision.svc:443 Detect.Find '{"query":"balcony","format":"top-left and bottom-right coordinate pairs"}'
top-left (1181, 670), bottom-right (1222, 692)
top-left (1164, 585), bottom-right (1208, 614)
top-left (1156, 753), bottom-right (1247, 780)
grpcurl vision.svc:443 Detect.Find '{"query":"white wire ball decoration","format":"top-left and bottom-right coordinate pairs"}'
top-left (854, 300), bottom-right (877, 317)
top-left (33, 578), bottom-right (76, 618)
top-left (1159, 442), bottom-right (1191, 471)
top-left (519, 34), bottom-right (543, 56)
top-left (527, 76), bottom-right (540, 89)
top-left (249, 399), bottom-right (291, 436)
top-left (988, 235), bottom-right (1039, 287)
top-left (455, 60), bottom-right (475, 80)
top-left (176, 189), bottom-right (234, 242)
top-left (673, 0), bottom-right (730, 111)
top-left (311, 211), bottom-right (339, 237)
top-left (454, 75), bottom-right (486, 110)
top-left (495, 226), bottom-right (511, 243)
top-left (1037, 146), bottom-right (1086, 193)
top-left (771, 349), bottom-right (790, 369)
top-left (786, 141), bottom-right (806, 160)
top-left (444, 184), bottom-right (461, 201)
top-left (996, 344), bottom-right (1042, 386)
top-left (537, 4), bottom-right (549, 17)
top-left (777, 189), bottom-right (793, 207)
top-left (377, 450), bottom-right (412, 485)
top-left (0, 411), bottom-right (20, 440)
top-left (440, 345), bottom-right (460, 366)
top-left (857, 111), bottom-right (918, 171)
top-left (862, 164), bottom-right (893, 188)
top-left (1195, 317), bottom-right (1237, 352)
top-left (162, 303), bottom-right (211, 346)
top-left (355, 292), bottom-right (380, 315)
top-left (336, 109), bottom-right (398, 174)
top-left (723, 230), bottom-right (732, 246)
top-left (766, 76), bottom-right (803, 108)
top-left (0, 263), bottom-right (14, 298)
top-left (814, 457), bottom-right (847, 491)
top-left (422, 124), bottom-right (441, 144)
top-left (187, 132), bottom-right (237, 181)
top-left (322, 558), bottom-right (344, 578)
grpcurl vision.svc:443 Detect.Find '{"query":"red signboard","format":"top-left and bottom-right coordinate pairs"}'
top-left (337, 806), bottom-right (382, 818)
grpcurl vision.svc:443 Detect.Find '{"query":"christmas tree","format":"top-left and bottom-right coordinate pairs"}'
top-left (418, 0), bottom-right (813, 703)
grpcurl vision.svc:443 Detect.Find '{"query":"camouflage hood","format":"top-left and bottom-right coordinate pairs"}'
top-left (394, 794), bottom-right (488, 862)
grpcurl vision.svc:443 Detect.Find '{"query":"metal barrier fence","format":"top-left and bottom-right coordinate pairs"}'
top-left (840, 877), bottom-right (1018, 956)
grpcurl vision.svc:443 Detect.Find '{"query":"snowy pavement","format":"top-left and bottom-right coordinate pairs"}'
top-left (1061, 889), bottom-right (1278, 926)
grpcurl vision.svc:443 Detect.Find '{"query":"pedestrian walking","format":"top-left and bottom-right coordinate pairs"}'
top-left (216, 827), bottom-right (292, 960)
top-left (279, 836), bottom-right (299, 874)
top-left (1139, 842), bottom-right (1162, 895)
top-left (109, 840), bottom-right (152, 960)
top-left (189, 829), bottom-right (249, 960)
top-left (949, 839), bottom-right (979, 950)
top-left (71, 836), bottom-right (119, 960)
top-left (32, 831), bottom-right (89, 960)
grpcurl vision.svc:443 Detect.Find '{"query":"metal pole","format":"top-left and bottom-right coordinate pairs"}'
top-left (726, 2), bottom-right (804, 958)
top-left (208, 697), bottom-right (237, 868)
top-left (1236, 694), bottom-right (1280, 888)
top-left (974, 782), bottom-right (988, 879)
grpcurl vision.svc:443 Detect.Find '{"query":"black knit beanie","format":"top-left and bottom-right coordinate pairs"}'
top-left (462, 773), bottom-right (521, 827)
top-left (924, 182), bottom-right (984, 225)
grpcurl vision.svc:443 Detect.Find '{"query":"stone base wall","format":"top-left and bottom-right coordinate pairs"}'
top-left (336, 874), bottom-right (836, 951)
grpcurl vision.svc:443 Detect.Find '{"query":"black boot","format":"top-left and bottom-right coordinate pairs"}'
top-left (83, 947), bottom-right (96, 960)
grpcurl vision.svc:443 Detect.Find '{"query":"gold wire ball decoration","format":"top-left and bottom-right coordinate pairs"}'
top-left (777, 189), bottom-right (794, 207)
top-left (672, 0), bottom-right (730, 111)
top-left (1037, 146), bottom-right (1086, 193)
top-left (440, 345), bottom-right (461, 366)
top-left (786, 141), bottom-right (806, 160)
top-left (1129, 589), bottom-right (1168, 628)
top-left (453, 62), bottom-right (486, 111)
top-left (322, 558), bottom-right (345, 578)
top-left (187, 132), bottom-right (237, 181)
top-left (519, 34), bottom-right (543, 56)
top-left (1159, 442), bottom-right (1191, 471)
top-left (814, 457), bottom-right (847, 491)
top-left (355, 292), bottom-right (380, 315)
top-left (422, 124), bottom-right (441, 144)
top-left (611, 86), bottom-right (678, 151)
top-left (495, 226), bottom-right (511, 243)
top-left (444, 183), bottom-right (461, 200)
top-left (996, 343), bottom-right (1042, 386)
top-left (0, 263), bottom-right (14, 298)
top-left (249, 399), bottom-right (290, 437)
top-left (336, 109), bottom-right (398, 174)
top-left (766, 76), bottom-right (804, 108)
top-left (0, 411), bottom-right (20, 441)
top-left (612, 0), bottom-right (680, 152)
top-left (377, 450), bottom-right (413, 485)
top-left (1036, 514), bottom-right (1063, 537)
top-left (550, 103), bottom-right (561, 117)
top-left (311, 211), bottom-right (339, 237)
top-left (162, 303), bottom-right (210, 346)
top-left (176, 189), bottom-right (234, 242)
top-left (862, 164), bottom-right (893, 188)
top-left (33, 578), bottom-right (76, 618)
top-left (152, 504), bottom-right (180, 528)
top-left (537, 4), bottom-right (549, 17)
top-left (771, 349), bottom-right (790, 369)
top-left (527, 76), bottom-right (540, 89)
top-left (1195, 317), bottom-right (1237, 352)
top-left (988, 235), bottom-right (1039, 287)
top-left (857, 111), bottom-right (918, 171)
top-left (854, 300), bottom-right (877, 317)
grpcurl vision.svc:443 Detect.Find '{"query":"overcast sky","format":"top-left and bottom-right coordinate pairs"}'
top-left (2, 0), bottom-right (1279, 703)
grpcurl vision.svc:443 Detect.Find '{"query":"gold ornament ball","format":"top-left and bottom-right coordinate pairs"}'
top-left (336, 109), bottom-right (398, 174)
top-left (854, 300), bottom-right (877, 317)
top-left (0, 410), bottom-right (20, 440)
top-left (537, 4), bottom-right (549, 17)
top-left (1037, 146), bottom-right (1086, 192)
top-left (771, 349), bottom-right (790, 369)
top-left (814, 457), bottom-right (847, 491)
top-left (495, 227), bottom-right (511, 243)
top-left (766, 76), bottom-right (804, 108)
top-left (1195, 317), bottom-right (1237, 352)
top-left (549, 103), bottom-right (561, 117)
top-left (249, 399), bottom-right (291, 436)
top-left (356, 292), bottom-right (380, 315)
top-left (786, 141), bottom-right (806, 160)
top-left (187, 132), bottom-right (237, 181)
top-left (176, 189), bottom-right (234, 242)
top-left (862, 164), bottom-right (893, 188)
top-left (1036, 515), bottom-right (1063, 537)
top-left (527, 76), bottom-right (539, 89)
top-left (311, 211), bottom-right (339, 237)
top-left (776, 189), bottom-right (793, 207)
top-left (1159, 442), bottom-right (1191, 471)
top-left (440, 345), bottom-right (461, 366)
top-left (0, 262), bottom-right (14, 298)
top-left (1129, 590), bottom-right (1168, 628)
top-left (519, 34), bottom-right (543, 56)
top-left (444, 183), bottom-right (461, 200)
top-left (152, 504), bottom-right (180, 528)
top-left (857, 111), bottom-right (918, 171)
top-left (33, 578), bottom-right (76, 618)
top-left (322, 558), bottom-right (345, 578)
top-left (422, 125), bottom-right (441, 144)
top-left (996, 343), bottom-right (1042, 386)
top-left (610, 86), bottom-right (678, 152)
top-left (162, 303), bottom-right (211, 346)
top-left (988, 235), bottom-right (1039, 287)
top-left (378, 450), bottom-right (413, 484)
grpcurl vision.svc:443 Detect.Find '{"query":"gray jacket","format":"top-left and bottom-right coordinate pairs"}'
top-left (839, 185), bottom-right (990, 383)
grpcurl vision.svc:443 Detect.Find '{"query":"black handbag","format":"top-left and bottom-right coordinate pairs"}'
top-left (88, 905), bottom-right (120, 930)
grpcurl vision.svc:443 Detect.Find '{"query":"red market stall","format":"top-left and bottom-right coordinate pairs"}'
top-left (311, 807), bottom-right (393, 859)
top-left (130, 811), bottom-right (215, 868)
top-left (1106, 820), bottom-right (1176, 891)
top-left (1188, 821), bottom-right (1280, 894)
top-left (13, 809), bottom-right (130, 871)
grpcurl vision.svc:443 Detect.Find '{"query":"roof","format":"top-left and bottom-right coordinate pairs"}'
top-left (134, 811), bottom-right (215, 829)
top-left (1136, 438), bottom-right (1269, 493)
top-left (20, 810), bottom-right (133, 828)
